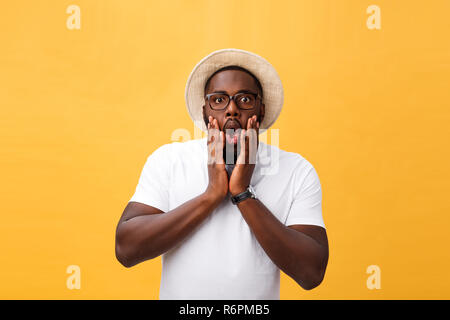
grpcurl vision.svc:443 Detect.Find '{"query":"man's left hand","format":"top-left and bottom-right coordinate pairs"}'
top-left (229, 115), bottom-right (259, 196)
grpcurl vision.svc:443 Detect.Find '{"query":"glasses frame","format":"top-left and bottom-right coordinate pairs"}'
top-left (205, 92), bottom-right (262, 111)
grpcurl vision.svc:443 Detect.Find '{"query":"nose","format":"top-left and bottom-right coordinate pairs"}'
top-left (225, 96), bottom-right (240, 118)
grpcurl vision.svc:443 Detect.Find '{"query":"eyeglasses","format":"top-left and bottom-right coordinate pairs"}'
top-left (205, 92), bottom-right (262, 111)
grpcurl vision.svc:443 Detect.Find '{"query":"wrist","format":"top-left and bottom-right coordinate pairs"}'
top-left (230, 185), bottom-right (249, 197)
top-left (203, 189), bottom-right (226, 205)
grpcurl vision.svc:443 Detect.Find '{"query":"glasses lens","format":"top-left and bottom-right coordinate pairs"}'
top-left (209, 94), bottom-right (229, 110)
top-left (236, 93), bottom-right (256, 110)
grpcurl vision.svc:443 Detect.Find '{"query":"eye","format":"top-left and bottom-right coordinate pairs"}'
top-left (240, 96), bottom-right (250, 103)
top-left (214, 97), bottom-right (223, 104)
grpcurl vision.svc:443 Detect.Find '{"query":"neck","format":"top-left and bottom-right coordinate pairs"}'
top-left (223, 143), bottom-right (238, 165)
top-left (222, 141), bottom-right (260, 165)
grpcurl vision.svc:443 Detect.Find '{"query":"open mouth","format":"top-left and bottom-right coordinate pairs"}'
top-left (223, 121), bottom-right (242, 145)
top-left (225, 130), bottom-right (240, 145)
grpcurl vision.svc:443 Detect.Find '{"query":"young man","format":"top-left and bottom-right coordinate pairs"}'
top-left (115, 49), bottom-right (329, 299)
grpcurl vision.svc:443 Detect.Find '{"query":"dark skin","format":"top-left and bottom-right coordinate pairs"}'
top-left (115, 70), bottom-right (329, 290)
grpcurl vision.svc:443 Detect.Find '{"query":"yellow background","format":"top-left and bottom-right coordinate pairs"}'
top-left (1, 0), bottom-right (449, 299)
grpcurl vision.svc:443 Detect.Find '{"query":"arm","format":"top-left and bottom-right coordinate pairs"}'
top-left (236, 198), bottom-right (329, 290)
top-left (229, 115), bottom-right (328, 290)
top-left (115, 117), bottom-right (228, 268)
top-left (115, 192), bottom-right (222, 268)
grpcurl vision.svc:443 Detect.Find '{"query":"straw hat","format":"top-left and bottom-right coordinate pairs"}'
top-left (185, 48), bottom-right (284, 134)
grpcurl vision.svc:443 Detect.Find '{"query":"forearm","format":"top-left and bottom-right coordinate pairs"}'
top-left (116, 192), bottom-right (221, 267)
top-left (237, 198), bottom-right (327, 289)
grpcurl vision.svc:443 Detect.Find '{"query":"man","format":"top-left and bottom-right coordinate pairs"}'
top-left (115, 49), bottom-right (329, 299)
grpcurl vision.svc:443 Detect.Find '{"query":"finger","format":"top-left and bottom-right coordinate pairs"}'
top-left (208, 128), bottom-right (219, 159)
top-left (213, 128), bottom-right (222, 158)
top-left (245, 134), bottom-right (250, 164)
top-left (216, 129), bottom-right (224, 149)
top-left (208, 135), bottom-right (215, 152)
top-left (210, 130), bottom-right (223, 164)
top-left (208, 116), bottom-right (214, 133)
top-left (207, 117), bottom-right (213, 140)
top-left (207, 137), bottom-right (214, 163)
top-left (220, 130), bottom-right (225, 147)
top-left (208, 117), bottom-right (219, 140)
top-left (247, 128), bottom-right (257, 164)
top-left (237, 129), bottom-right (246, 164)
top-left (216, 131), bottom-right (225, 165)
top-left (243, 129), bottom-right (249, 164)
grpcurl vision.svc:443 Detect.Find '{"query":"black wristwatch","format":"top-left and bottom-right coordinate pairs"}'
top-left (231, 185), bottom-right (257, 205)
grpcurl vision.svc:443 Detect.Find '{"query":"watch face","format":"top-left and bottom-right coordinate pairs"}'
top-left (248, 185), bottom-right (256, 197)
top-left (231, 185), bottom-right (256, 205)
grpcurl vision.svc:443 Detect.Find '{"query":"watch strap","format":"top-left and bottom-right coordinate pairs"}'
top-left (231, 186), bottom-right (256, 205)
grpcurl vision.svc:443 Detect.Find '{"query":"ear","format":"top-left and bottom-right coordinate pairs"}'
top-left (202, 105), bottom-right (208, 126)
top-left (259, 103), bottom-right (265, 124)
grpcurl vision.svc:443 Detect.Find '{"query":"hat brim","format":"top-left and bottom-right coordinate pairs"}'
top-left (185, 48), bottom-right (284, 134)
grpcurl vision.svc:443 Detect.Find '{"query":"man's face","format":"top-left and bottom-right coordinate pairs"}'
top-left (203, 69), bottom-right (265, 151)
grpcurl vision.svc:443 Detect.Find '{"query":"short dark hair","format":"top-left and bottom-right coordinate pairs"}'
top-left (204, 65), bottom-right (263, 98)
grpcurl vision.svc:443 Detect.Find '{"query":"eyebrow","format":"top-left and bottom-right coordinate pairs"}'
top-left (209, 89), bottom-right (258, 95)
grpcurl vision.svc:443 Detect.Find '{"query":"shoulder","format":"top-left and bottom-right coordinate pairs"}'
top-left (260, 142), bottom-right (316, 175)
top-left (145, 141), bottom-right (173, 160)
top-left (270, 145), bottom-right (322, 194)
top-left (147, 138), bottom-right (206, 160)
top-left (169, 137), bottom-right (206, 156)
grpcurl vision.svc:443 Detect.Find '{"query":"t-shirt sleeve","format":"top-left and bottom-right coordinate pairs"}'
top-left (285, 162), bottom-right (326, 229)
top-left (129, 144), bottom-right (172, 212)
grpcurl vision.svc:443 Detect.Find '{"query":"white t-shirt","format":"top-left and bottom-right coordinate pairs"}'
top-left (129, 137), bottom-right (325, 300)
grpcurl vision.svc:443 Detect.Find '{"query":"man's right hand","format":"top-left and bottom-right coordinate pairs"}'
top-left (205, 116), bottom-right (229, 202)
top-left (116, 116), bottom-right (228, 268)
